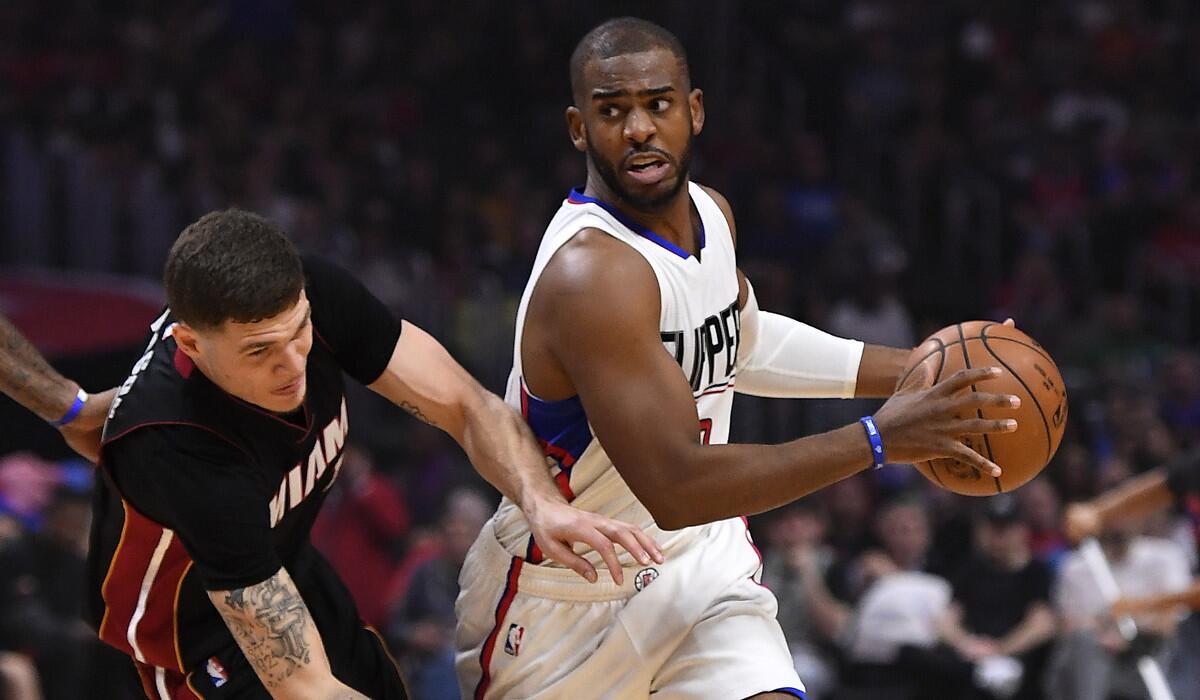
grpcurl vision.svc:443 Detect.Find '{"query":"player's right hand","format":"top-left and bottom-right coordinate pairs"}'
top-left (1063, 502), bottom-right (1102, 543)
top-left (525, 498), bottom-right (664, 585)
top-left (872, 367), bottom-right (1019, 476)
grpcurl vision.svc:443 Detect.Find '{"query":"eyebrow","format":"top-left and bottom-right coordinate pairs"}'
top-left (591, 85), bottom-right (675, 100)
top-left (242, 305), bottom-right (312, 353)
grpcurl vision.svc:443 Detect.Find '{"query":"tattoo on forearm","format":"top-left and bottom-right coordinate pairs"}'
top-left (218, 571), bottom-right (313, 689)
top-left (0, 315), bottom-right (73, 420)
top-left (399, 400), bottom-right (438, 427)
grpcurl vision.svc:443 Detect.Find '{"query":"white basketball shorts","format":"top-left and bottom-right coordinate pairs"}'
top-left (454, 516), bottom-right (805, 699)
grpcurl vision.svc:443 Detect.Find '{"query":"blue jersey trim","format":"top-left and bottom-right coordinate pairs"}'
top-left (520, 384), bottom-right (592, 467)
top-left (775, 688), bottom-right (806, 699)
top-left (566, 187), bottom-right (705, 260)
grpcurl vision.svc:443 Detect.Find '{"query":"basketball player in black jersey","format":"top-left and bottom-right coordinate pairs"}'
top-left (0, 209), bottom-right (660, 699)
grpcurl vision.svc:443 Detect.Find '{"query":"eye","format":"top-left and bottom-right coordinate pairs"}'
top-left (649, 98), bottom-right (671, 112)
top-left (599, 104), bottom-right (621, 118)
top-left (248, 347), bottom-right (269, 358)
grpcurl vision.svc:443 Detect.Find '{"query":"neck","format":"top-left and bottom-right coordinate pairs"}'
top-left (583, 173), bottom-right (697, 253)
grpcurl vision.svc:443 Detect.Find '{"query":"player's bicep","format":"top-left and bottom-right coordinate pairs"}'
top-left (368, 320), bottom-right (483, 437)
top-left (544, 244), bottom-right (703, 502)
top-left (208, 567), bottom-right (343, 696)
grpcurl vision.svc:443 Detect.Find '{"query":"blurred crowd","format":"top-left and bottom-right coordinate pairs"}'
top-left (3, 0), bottom-right (1200, 698)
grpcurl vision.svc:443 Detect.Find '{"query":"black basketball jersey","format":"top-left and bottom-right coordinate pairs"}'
top-left (86, 256), bottom-right (402, 681)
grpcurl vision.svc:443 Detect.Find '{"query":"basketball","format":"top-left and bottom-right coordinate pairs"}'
top-left (896, 321), bottom-right (1069, 496)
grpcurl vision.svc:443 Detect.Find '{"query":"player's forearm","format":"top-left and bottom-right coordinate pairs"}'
top-left (460, 388), bottom-right (565, 510)
top-left (854, 345), bottom-right (910, 398)
top-left (0, 315), bottom-right (79, 422)
top-left (210, 569), bottom-right (368, 700)
top-left (643, 423), bottom-right (873, 530)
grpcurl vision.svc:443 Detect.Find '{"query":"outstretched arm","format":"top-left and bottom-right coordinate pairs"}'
top-left (531, 231), bottom-right (1017, 530)
top-left (369, 321), bottom-right (661, 583)
top-left (0, 314), bottom-right (114, 461)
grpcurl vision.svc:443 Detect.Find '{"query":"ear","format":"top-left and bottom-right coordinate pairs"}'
top-left (689, 88), bottom-right (705, 136)
top-left (566, 106), bottom-right (588, 153)
top-left (173, 323), bottom-right (204, 361)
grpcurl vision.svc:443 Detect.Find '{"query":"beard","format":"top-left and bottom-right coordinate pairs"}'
top-left (587, 135), bottom-right (693, 211)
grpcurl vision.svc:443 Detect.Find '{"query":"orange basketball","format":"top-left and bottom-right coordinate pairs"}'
top-left (896, 321), bottom-right (1068, 496)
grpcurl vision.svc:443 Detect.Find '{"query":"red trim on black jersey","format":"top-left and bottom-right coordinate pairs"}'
top-left (98, 503), bottom-right (194, 672)
top-left (102, 420), bottom-right (251, 458)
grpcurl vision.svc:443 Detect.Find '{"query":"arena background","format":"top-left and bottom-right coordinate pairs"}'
top-left (1, 1), bottom-right (1198, 698)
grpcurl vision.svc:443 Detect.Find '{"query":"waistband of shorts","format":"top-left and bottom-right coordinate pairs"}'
top-left (476, 519), bottom-right (662, 602)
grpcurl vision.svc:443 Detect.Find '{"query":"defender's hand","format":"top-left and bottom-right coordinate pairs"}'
top-left (874, 367), bottom-right (1019, 476)
top-left (525, 498), bottom-right (663, 585)
top-left (57, 387), bottom-right (117, 463)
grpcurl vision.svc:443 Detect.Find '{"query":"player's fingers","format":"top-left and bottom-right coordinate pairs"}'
top-left (932, 367), bottom-right (1001, 396)
top-left (948, 440), bottom-right (1002, 477)
top-left (600, 523), bottom-right (652, 567)
top-left (950, 418), bottom-right (1018, 436)
top-left (585, 531), bottom-right (624, 586)
top-left (953, 391), bottom-right (1021, 411)
top-left (540, 538), bottom-right (597, 583)
top-left (629, 524), bottom-right (664, 564)
top-left (1002, 318), bottom-right (1016, 327)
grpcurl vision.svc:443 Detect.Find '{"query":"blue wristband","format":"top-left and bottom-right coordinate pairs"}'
top-left (51, 389), bottom-right (88, 427)
top-left (859, 416), bottom-right (886, 470)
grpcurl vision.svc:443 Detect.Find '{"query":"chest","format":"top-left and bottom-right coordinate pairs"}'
top-left (655, 257), bottom-right (741, 395)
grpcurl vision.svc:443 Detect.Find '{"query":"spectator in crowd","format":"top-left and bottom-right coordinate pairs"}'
top-left (939, 495), bottom-right (1057, 700)
top-left (1048, 514), bottom-right (1190, 700)
top-left (761, 502), bottom-right (837, 698)
top-left (390, 488), bottom-right (490, 700)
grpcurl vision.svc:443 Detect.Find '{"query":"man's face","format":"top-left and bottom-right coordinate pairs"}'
top-left (568, 48), bottom-right (704, 211)
top-left (176, 292), bottom-right (314, 413)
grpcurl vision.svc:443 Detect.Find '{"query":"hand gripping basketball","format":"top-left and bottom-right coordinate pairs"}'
top-left (873, 366), bottom-right (1020, 477)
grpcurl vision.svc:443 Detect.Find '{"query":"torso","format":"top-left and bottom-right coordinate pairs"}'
top-left (492, 182), bottom-right (742, 567)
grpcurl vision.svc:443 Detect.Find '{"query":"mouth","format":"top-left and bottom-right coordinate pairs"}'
top-left (273, 376), bottom-right (305, 395)
top-left (624, 153), bottom-right (671, 185)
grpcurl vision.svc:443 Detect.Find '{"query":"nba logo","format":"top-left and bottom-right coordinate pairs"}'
top-left (504, 623), bottom-right (524, 656)
top-left (634, 567), bottom-right (659, 592)
top-left (206, 656), bottom-right (229, 687)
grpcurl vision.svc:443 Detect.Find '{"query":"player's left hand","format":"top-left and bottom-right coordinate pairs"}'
top-left (58, 387), bottom-right (117, 463)
top-left (525, 498), bottom-right (663, 585)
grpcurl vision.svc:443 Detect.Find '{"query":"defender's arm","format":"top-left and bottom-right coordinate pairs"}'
top-left (368, 322), bottom-right (661, 582)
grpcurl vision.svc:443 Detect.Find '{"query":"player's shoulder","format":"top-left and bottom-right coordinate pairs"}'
top-left (534, 227), bottom-right (660, 329)
top-left (541, 227), bottom-right (658, 297)
top-left (696, 183), bottom-right (737, 244)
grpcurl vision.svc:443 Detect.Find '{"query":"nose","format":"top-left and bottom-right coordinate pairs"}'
top-left (280, 343), bottom-right (306, 375)
top-left (623, 106), bottom-right (656, 145)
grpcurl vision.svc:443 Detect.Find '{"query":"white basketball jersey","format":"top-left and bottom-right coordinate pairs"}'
top-left (492, 182), bottom-right (743, 567)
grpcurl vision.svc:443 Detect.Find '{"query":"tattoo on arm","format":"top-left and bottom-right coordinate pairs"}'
top-left (0, 315), bottom-right (75, 421)
top-left (216, 570), bottom-right (314, 689)
top-left (399, 400), bottom-right (438, 427)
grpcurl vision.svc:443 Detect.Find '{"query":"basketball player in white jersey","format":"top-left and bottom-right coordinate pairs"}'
top-left (455, 18), bottom-right (1021, 699)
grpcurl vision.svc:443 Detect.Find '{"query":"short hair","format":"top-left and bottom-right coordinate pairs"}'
top-left (569, 17), bottom-right (689, 103)
top-left (164, 209), bottom-right (304, 330)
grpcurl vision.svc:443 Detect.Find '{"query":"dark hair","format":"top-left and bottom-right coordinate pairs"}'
top-left (164, 209), bottom-right (304, 330)
top-left (569, 17), bottom-right (689, 103)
